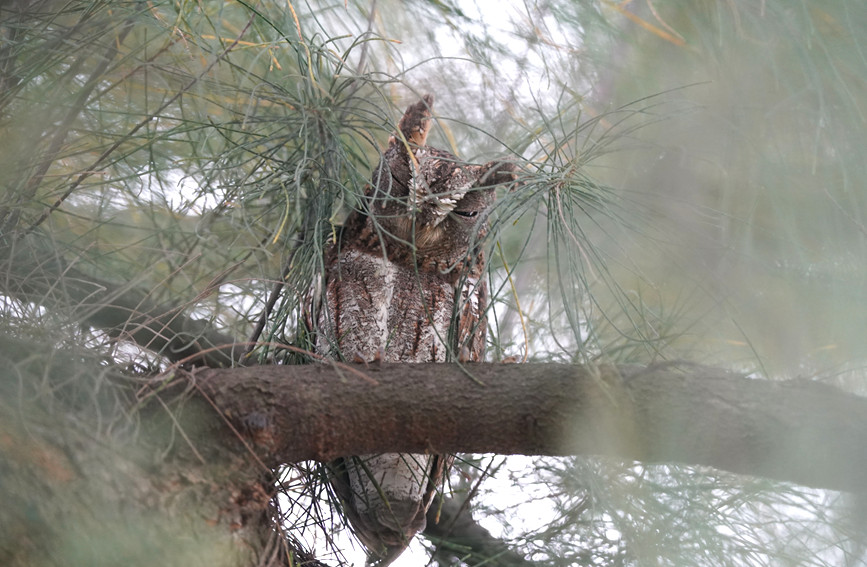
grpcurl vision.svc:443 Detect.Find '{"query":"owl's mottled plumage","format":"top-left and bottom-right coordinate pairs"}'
top-left (314, 94), bottom-right (515, 565)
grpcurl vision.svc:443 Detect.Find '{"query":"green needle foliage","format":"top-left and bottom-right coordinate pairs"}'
top-left (2, 0), bottom-right (867, 566)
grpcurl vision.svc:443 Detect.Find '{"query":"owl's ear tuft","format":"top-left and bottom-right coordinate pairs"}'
top-left (393, 94), bottom-right (434, 149)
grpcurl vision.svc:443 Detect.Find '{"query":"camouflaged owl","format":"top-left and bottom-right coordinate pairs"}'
top-left (314, 94), bottom-right (516, 565)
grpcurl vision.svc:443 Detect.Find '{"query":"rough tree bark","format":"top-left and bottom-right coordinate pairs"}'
top-left (0, 336), bottom-right (276, 567)
top-left (195, 361), bottom-right (867, 494)
top-left (5, 245), bottom-right (867, 566)
top-left (4, 334), bottom-right (867, 567)
top-left (0, 235), bottom-right (540, 565)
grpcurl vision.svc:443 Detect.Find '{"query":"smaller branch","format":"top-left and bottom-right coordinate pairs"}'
top-left (1, 235), bottom-right (241, 367)
top-left (425, 497), bottom-right (538, 567)
top-left (245, 248), bottom-right (296, 358)
top-left (244, 274), bottom-right (286, 358)
top-left (76, 273), bottom-right (242, 367)
top-left (246, 169), bottom-right (321, 358)
top-left (22, 17), bottom-right (134, 200)
top-left (22, 14), bottom-right (257, 236)
top-left (0, 13), bottom-right (134, 234)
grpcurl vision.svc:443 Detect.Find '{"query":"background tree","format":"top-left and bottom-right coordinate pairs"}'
top-left (2, 1), bottom-right (867, 566)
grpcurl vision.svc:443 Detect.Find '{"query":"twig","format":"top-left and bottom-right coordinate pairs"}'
top-left (21, 14), bottom-right (257, 236)
top-left (0, 15), bottom-right (134, 234)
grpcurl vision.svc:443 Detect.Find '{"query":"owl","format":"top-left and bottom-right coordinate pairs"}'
top-left (314, 94), bottom-right (515, 565)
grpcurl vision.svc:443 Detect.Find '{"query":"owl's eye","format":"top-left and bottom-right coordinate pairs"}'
top-left (453, 210), bottom-right (478, 218)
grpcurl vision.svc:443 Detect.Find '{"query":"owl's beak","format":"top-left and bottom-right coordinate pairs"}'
top-left (430, 183), bottom-right (476, 227)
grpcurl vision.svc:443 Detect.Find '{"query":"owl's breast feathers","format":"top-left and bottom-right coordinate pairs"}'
top-left (319, 241), bottom-right (485, 364)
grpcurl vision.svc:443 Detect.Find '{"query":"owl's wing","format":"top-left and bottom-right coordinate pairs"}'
top-left (455, 271), bottom-right (488, 362)
top-left (451, 159), bottom-right (518, 362)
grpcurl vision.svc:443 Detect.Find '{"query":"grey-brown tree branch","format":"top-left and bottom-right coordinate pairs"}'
top-left (196, 362), bottom-right (867, 494)
top-left (0, 234), bottom-right (240, 367)
top-left (425, 496), bottom-right (539, 566)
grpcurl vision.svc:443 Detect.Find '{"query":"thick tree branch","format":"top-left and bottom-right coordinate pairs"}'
top-left (196, 361), bottom-right (867, 493)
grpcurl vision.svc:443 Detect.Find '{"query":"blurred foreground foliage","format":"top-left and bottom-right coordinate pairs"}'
top-left (1, 0), bottom-right (867, 565)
